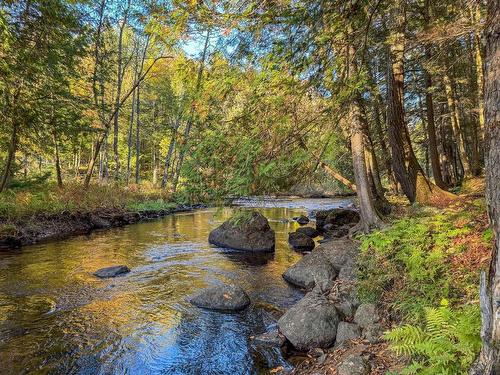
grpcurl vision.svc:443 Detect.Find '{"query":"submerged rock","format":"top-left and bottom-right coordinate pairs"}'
top-left (208, 211), bottom-right (275, 252)
top-left (278, 291), bottom-right (340, 350)
top-left (93, 265), bottom-right (130, 278)
top-left (251, 330), bottom-right (286, 347)
top-left (189, 283), bottom-right (250, 311)
top-left (295, 226), bottom-right (319, 238)
top-left (282, 250), bottom-right (337, 289)
top-left (288, 232), bottom-right (315, 252)
top-left (316, 208), bottom-right (360, 232)
top-left (295, 215), bottom-right (310, 225)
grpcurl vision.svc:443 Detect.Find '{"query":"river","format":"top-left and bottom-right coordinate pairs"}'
top-left (0, 197), bottom-right (351, 375)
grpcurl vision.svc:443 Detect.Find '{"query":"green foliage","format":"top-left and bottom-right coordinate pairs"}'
top-left (228, 209), bottom-right (254, 227)
top-left (358, 208), bottom-right (474, 320)
top-left (0, 183), bottom-right (177, 221)
top-left (358, 205), bottom-right (486, 374)
top-left (126, 199), bottom-right (177, 212)
top-left (385, 301), bottom-right (481, 374)
top-left (482, 228), bottom-right (493, 243)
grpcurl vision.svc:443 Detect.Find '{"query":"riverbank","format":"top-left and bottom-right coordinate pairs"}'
top-left (275, 181), bottom-right (490, 374)
top-left (0, 182), bottom-right (204, 249)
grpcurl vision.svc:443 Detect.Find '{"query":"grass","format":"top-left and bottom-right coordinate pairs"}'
top-left (0, 181), bottom-right (181, 222)
top-left (357, 189), bottom-right (491, 373)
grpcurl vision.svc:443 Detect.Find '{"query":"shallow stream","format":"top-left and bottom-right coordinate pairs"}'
top-left (0, 197), bottom-right (351, 374)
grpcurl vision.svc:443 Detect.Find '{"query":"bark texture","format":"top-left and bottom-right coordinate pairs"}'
top-left (470, 1), bottom-right (500, 373)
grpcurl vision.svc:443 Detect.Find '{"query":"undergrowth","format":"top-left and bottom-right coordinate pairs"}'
top-left (0, 181), bottom-right (181, 221)
top-left (357, 199), bottom-right (490, 374)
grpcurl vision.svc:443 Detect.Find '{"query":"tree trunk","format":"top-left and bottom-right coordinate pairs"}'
top-left (134, 35), bottom-right (151, 185)
top-left (52, 130), bottom-right (63, 188)
top-left (350, 96), bottom-right (384, 231)
top-left (126, 71), bottom-right (138, 185)
top-left (470, 1), bottom-right (500, 373)
top-left (371, 82), bottom-right (398, 193)
top-left (424, 53), bottom-right (447, 188)
top-left (319, 160), bottom-right (357, 192)
top-left (0, 121), bottom-right (18, 193)
top-left (470, 1), bottom-right (486, 138)
top-left (421, 0), bottom-right (447, 188)
top-left (135, 83), bottom-right (141, 184)
top-left (346, 37), bottom-right (383, 231)
top-left (386, 1), bottom-right (419, 202)
top-left (161, 116), bottom-right (181, 189)
top-left (113, 0), bottom-right (131, 179)
top-left (443, 71), bottom-right (470, 177)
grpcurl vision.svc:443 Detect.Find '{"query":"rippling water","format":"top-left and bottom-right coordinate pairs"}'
top-left (0, 197), bottom-right (351, 375)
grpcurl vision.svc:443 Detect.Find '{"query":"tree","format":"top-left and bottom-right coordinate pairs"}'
top-left (471, 0), bottom-right (500, 373)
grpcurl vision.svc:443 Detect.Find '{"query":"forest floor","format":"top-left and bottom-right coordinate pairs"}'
top-left (0, 182), bottom-right (203, 248)
top-left (290, 178), bottom-right (491, 374)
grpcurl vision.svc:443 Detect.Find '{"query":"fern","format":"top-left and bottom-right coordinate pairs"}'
top-left (385, 304), bottom-right (481, 374)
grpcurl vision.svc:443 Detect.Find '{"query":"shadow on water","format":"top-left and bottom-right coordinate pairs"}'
top-left (0, 197), bottom-right (351, 374)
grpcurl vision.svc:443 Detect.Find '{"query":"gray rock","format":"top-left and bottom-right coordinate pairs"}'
top-left (278, 292), bottom-right (340, 350)
top-left (337, 354), bottom-right (370, 375)
top-left (296, 226), bottom-right (320, 238)
top-left (282, 250), bottom-right (337, 289)
top-left (324, 226), bottom-right (349, 239)
top-left (189, 284), bottom-right (250, 311)
top-left (354, 303), bottom-right (380, 328)
top-left (335, 322), bottom-right (361, 347)
top-left (315, 239), bottom-right (359, 271)
top-left (209, 211), bottom-right (275, 252)
top-left (288, 232), bottom-right (315, 252)
top-left (93, 265), bottom-right (130, 278)
top-left (338, 260), bottom-right (358, 282)
top-left (295, 215), bottom-right (310, 225)
top-left (364, 323), bottom-right (384, 343)
top-left (251, 330), bottom-right (286, 347)
top-left (330, 283), bottom-right (359, 318)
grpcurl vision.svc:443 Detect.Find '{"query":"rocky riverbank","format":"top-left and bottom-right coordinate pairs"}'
top-left (247, 208), bottom-right (399, 374)
top-left (0, 204), bottom-right (206, 249)
top-left (285, 239), bottom-right (399, 374)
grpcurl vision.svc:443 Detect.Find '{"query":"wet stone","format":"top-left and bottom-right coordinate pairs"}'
top-left (93, 265), bottom-right (130, 278)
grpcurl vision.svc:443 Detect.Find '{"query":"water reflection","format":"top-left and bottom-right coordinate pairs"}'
top-left (0, 198), bottom-right (351, 374)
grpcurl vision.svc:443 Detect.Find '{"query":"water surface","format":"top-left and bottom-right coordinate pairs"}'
top-left (0, 197), bottom-right (351, 374)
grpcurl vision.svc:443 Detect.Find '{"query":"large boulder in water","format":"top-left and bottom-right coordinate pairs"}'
top-left (209, 211), bottom-right (275, 252)
top-left (189, 283), bottom-right (250, 311)
top-left (93, 265), bottom-right (130, 278)
top-left (295, 226), bottom-right (320, 238)
top-left (278, 290), bottom-right (340, 350)
top-left (288, 232), bottom-right (315, 252)
top-left (315, 208), bottom-right (360, 231)
top-left (283, 250), bottom-right (337, 289)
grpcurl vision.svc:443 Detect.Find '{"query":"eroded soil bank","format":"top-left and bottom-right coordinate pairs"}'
top-left (0, 204), bottom-right (205, 249)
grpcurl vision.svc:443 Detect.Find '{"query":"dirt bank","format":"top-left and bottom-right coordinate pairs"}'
top-left (0, 204), bottom-right (206, 249)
